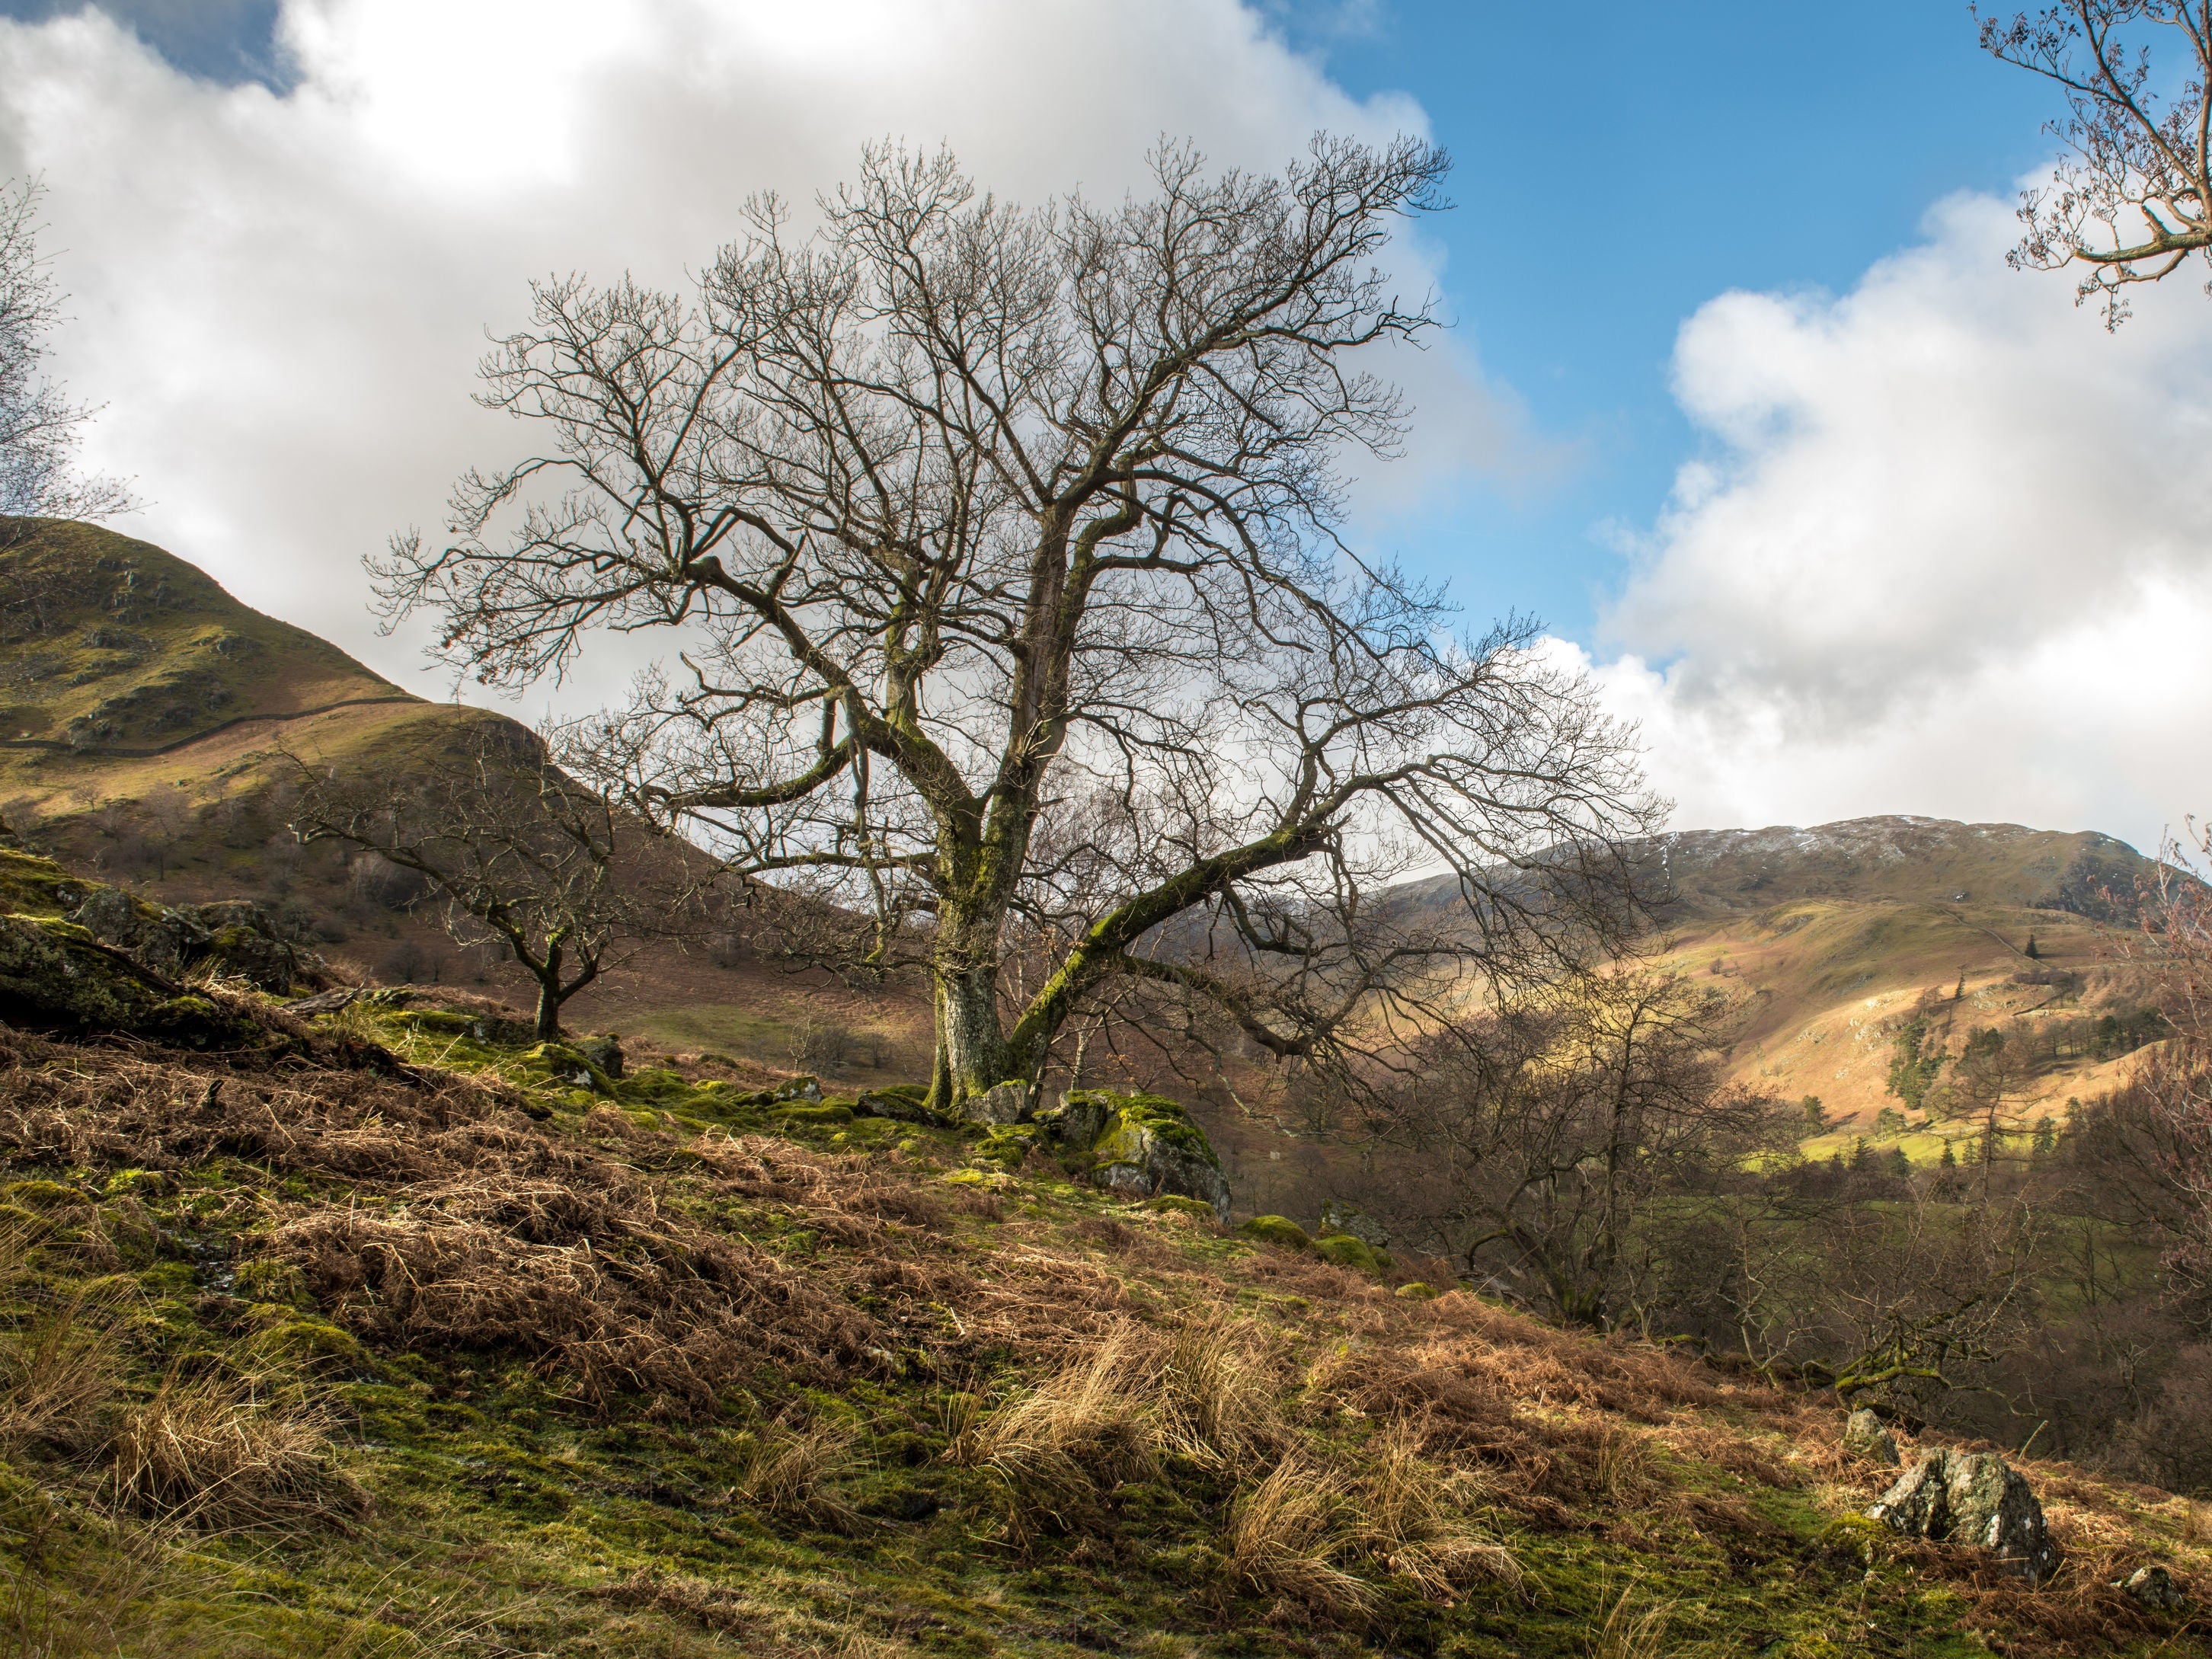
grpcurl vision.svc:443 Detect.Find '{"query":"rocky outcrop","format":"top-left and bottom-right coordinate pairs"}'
top-left (40, 864), bottom-right (304, 996)
top-left (1843, 1408), bottom-right (1901, 1466)
top-left (1032, 1089), bottom-right (1231, 1222)
top-left (1867, 1450), bottom-right (2061, 1583)
top-left (0, 911), bottom-right (248, 1045)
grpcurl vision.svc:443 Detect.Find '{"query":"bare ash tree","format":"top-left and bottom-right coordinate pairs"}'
top-left (376, 137), bottom-right (1657, 1117)
top-left (1980, 2), bottom-right (2212, 325)
top-left (287, 723), bottom-right (698, 1039)
top-left (0, 179), bottom-right (136, 530)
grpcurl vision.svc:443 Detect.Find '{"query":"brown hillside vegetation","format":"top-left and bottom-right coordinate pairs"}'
top-left (0, 993), bottom-right (2204, 1655)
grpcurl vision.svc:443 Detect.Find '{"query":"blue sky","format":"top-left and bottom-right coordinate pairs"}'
top-left (2, 0), bottom-right (2206, 846)
top-left (1278, 0), bottom-right (2061, 640)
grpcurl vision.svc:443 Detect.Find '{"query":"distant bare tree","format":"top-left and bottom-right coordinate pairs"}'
top-left (287, 725), bottom-right (697, 1038)
top-left (376, 136), bottom-right (1657, 1118)
top-left (0, 179), bottom-right (136, 529)
top-left (1364, 966), bottom-right (1779, 1328)
top-left (1979, 2), bottom-right (2212, 324)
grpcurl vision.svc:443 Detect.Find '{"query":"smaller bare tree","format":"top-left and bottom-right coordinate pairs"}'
top-left (287, 724), bottom-right (698, 1038)
top-left (1366, 964), bottom-right (1783, 1328)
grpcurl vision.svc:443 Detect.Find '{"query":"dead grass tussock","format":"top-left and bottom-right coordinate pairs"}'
top-left (1220, 1455), bottom-right (1374, 1624)
top-left (1349, 1418), bottom-right (1522, 1598)
top-left (734, 1420), bottom-right (860, 1532)
top-left (273, 1174), bottom-right (878, 1412)
top-left (954, 1313), bottom-right (1290, 1541)
top-left (104, 1365), bottom-right (365, 1530)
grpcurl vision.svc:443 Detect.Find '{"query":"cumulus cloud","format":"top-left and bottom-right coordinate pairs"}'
top-left (0, 0), bottom-right (1518, 711)
top-left (1591, 192), bottom-right (2212, 852)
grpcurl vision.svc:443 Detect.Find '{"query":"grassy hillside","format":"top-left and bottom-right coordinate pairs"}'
top-left (0, 995), bottom-right (2203, 1657)
top-left (0, 519), bottom-right (405, 767)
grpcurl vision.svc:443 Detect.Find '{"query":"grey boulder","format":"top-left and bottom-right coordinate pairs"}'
top-left (1317, 1200), bottom-right (1388, 1248)
top-left (2117, 1565), bottom-right (2185, 1611)
top-left (1843, 1408), bottom-right (1901, 1466)
top-left (1867, 1450), bottom-right (2061, 1583)
top-left (1032, 1089), bottom-right (1231, 1223)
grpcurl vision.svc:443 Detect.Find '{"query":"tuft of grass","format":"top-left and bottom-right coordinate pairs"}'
top-left (104, 1365), bottom-right (363, 1530)
top-left (0, 1273), bottom-right (120, 1459)
top-left (732, 1420), bottom-right (859, 1533)
top-left (1588, 1581), bottom-right (1675, 1659)
top-left (1351, 1418), bottom-right (1522, 1599)
top-left (956, 1326), bottom-right (1157, 1540)
top-left (1219, 1455), bottom-right (1373, 1622)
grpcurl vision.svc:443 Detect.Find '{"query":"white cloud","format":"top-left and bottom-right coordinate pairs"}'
top-left (1590, 192), bottom-right (2212, 853)
top-left (0, 0), bottom-right (1516, 713)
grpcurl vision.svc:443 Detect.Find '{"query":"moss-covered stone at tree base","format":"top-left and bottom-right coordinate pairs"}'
top-left (1035, 1088), bottom-right (1233, 1221)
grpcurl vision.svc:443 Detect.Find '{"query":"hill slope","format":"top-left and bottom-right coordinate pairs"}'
top-left (0, 996), bottom-right (2201, 1657)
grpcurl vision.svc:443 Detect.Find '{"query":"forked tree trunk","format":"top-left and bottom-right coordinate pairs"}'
top-left (932, 956), bottom-right (1013, 1114)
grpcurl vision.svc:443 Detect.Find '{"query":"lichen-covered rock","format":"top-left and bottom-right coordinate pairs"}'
top-left (0, 910), bottom-right (248, 1045)
top-left (964, 1081), bottom-right (1030, 1125)
top-left (2118, 1565), bottom-right (2186, 1611)
top-left (1867, 1450), bottom-right (2061, 1583)
top-left (1037, 1089), bottom-right (1230, 1222)
top-left (1843, 1408), bottom-right (1901, 1466)
top-left (1317, 1200), bottom-right (1388, 1248)
top-left (1239, 1214), bottom-right (1312, 1251)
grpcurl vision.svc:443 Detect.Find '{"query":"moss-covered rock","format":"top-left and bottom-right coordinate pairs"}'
top-left (1238, 1214), bottom-right (1312, 1251)
top-left (1312, 1232), bottom-right (1389, 1274)
top-left (1394, 1280), bottom-right (1437, 1299)
top-left (0, 909), bottom-right (253, 1045)
top-left (1035, 1089), bottom-right (1230, 1221)
top-left (1143, 1194), bottom-right (1219, 1221)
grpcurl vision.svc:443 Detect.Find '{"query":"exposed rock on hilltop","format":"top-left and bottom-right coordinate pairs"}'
top-left (1642, 814), bottom-right (2153, 924)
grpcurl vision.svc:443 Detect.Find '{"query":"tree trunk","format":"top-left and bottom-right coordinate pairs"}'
top-left (933, 956), bottom-right (1012, 1112)
top-left (534, 936), bottom-right (564, 1040)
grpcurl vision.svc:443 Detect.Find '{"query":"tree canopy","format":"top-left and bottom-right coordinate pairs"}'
top-left (378, 136), bottom-right (1657, 1116)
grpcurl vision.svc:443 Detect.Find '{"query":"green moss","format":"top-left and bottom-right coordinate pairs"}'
top-left (1394, 1280), bottom-right (1437, 1299)
top-left (3, 1178), bottom-right (86, 1210)
top-left (769, 1102), bottom-right (854, 1127)
top-left (1312, 1232), bottom-right (1386, 1274)
top-left (970, 1124), bottom-right (1041, 1172)
top-left (1143, 1194), bottom-right (1219, 1221)
top-left (1238, 1214), bottom-right (1312, 1251)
